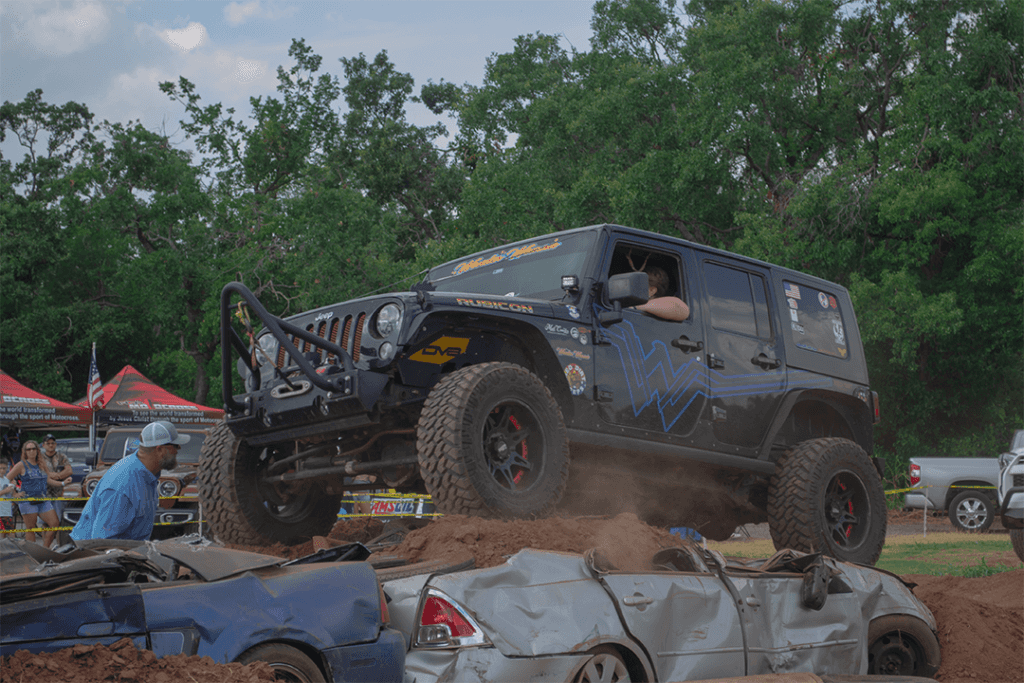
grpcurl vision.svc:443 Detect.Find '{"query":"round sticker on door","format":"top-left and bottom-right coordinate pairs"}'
top-left (564, 364), bottom-right (587, 396)
top-left (818, 292), bottom-right (829, 308)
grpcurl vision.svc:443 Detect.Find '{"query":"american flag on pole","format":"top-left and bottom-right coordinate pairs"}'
top-left (87, 342), bottom-right (103, 409)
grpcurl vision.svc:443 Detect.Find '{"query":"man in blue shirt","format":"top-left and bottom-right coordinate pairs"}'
top-left (71, 421), bottom-right (189, 541)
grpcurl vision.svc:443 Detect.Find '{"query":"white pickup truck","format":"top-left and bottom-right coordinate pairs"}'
top-left (997, 429), bottom-right (1024, 560)
top-left (904, 454), bottom-right (1001, 533)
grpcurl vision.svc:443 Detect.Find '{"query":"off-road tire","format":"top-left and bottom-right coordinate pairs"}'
top-left (768, 437), bottom-right (887, 565)
top-left (1010, 528), bottom-right (1024, 562)
top-left (237, 643), bottom-right (324, 682)
top-left (417, 362), bottom-right (569, 518)
top-left (198, 420), bottom-right (340, 546)
top-left (947, 490), bottom-right (994, 533)
top-left (867, 615), bottom-right (941, 678)
top-left (374, 553), bottom-right (475, 582)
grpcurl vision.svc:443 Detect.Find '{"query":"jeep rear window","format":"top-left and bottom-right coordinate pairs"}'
top-left (783, 281), bottom-right (849, 360)
top-left (104, 431), bottom-right (206, 466)
top-left (426, 232), bottom-right (597, 300)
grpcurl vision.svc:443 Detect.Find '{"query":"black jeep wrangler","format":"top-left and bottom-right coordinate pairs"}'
top-left (203, 224), bottom-right (886, 564)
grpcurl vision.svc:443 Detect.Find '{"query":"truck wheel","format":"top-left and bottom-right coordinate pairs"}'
top-left (948, 490), bottom-right (994, 532)
top-left (198, 421), bottom-right (340, 546)
top-left (768, 437), bottom-right (887, 565)
top-left (867, 615), bottom-right (941, 677)
top-left (1010, 528), bottom-right (1024, 562)
top-left (417, 363), bottom-right (570, 519)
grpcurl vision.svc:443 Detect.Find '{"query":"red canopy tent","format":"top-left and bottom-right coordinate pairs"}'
top-left (0, 369), bottom-right (92, 429)
top-left (75, 365), bottom-right (223, 426)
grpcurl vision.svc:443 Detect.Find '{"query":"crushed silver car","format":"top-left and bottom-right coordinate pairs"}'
top-left (383, 544), bottom-right (940, 682)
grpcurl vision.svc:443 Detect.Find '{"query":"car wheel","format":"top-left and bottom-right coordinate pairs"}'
top-left (573, 646), bottom-right (630, 683)
top-left (948, 490), bottom-right (994, 532)
top-left (417, 363), bottom-right (570, 518)
top-left (198, 420), bottom-right (340, 546)
top-left (867, 615), bottom-right (941, 678)
top-left (374, 552), bottom-right (475, 581)
top-left (768, 437), bottom-right (887, 565)
top-left (237, 643), bottom-right (324, 683)
top-left (1010, 528), bottom-right (1024, 562)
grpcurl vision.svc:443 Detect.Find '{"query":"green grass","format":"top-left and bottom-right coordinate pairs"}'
top-left (707, 532), bottom-right (1024, 577)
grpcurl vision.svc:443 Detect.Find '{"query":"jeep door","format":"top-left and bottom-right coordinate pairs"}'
top-left (594, 239), bottom-right (708, 438)
top-left (698, 259), bottom-right (785, 449)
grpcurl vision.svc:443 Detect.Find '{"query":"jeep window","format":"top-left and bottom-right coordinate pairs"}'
top-left (607, 243), bottom-right (686, 307)
top-left (704, 263), bottom-right (772, 339)
top-left (783, 281), bottom-right (849, 359)
top-left (104, 431), bottom-right (206, 466)
top-left (426, 232), bottom-right (597, 300)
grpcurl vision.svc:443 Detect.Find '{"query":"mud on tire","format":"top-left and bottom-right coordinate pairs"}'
top-left (768, 437), bottom-right (887, 566)
top-left (417, 362), bottom-right (570, 519)
top-left (198, 420), bottom-right (340, 546)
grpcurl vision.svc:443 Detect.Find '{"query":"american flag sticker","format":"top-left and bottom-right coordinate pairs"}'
top-left (784, 282), bottom-right (801, 299)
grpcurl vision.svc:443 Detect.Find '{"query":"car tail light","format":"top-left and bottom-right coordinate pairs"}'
top-left (414, 588), bottom-right (489, 649)
top-left (909, 464), bottom-right (921, 487)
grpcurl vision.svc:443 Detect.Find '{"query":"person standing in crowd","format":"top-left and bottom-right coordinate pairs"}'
top-left (40, 434), bottom-right (72, 525)
top-left (70, 421), bottom-right (187, 542)
top-left (0, 460), bottom-right (16, 533)
top-left (6, 440), bottom-right (62, 546)
top-left (2, 427), bottom-right (22, 468)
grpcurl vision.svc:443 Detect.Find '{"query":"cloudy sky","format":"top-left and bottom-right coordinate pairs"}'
top-left (1, 1), bottom-right (594, 144)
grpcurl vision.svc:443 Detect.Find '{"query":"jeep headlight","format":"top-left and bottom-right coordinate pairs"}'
top-left (159, 479), bottom-right (180, 497)
top-left (375, 304), bottom-right (402, 337)
top-left (256, 331), bottom-right (280, 367)
top-left (85, 478), bottom-right (100, 496)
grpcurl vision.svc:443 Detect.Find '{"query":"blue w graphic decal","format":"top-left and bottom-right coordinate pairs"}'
top-left (606, 322), bottom-right (831, 433)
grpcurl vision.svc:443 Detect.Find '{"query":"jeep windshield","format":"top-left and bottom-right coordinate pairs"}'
top-left (425, 232), bottom-right (597, 300)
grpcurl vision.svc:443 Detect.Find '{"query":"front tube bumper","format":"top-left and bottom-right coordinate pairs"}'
top-left (220, 282), bottom-right (356, 414)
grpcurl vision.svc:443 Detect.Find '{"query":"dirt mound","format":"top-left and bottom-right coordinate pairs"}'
top-left (907, 569), bottom-right (1024, 683)
top-left (1, 637), bottom-right (274, 683)
top-left (386, 512), bottom-right (683, 570)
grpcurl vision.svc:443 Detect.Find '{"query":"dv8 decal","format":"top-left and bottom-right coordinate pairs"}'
top-left (605, 321), bottom-right (834, 433)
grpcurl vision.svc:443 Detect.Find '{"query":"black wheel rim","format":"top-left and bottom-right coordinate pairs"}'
top-left (481, 400), bottom-right (544, 492)
top-left (823, 469), bottom-right (871, 549)
top-left (869, 631), bottom-right (923, 676)
top-left (254, 447), bottom-right (321, 524)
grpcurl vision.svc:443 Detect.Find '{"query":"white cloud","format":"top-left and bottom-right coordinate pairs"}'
top-left (224, 1), bottom-right (297, 27)
top-left (23, 1), bottom-right (110, 56)
top-left (162, 22), bottom-right (207, 53)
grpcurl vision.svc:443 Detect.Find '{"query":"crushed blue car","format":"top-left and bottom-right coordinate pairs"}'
top-left (0, 536), bottom-right (404, 682)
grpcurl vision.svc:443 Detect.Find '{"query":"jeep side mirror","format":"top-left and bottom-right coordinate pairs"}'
top-left (599, 272), bottom-right (650, 325)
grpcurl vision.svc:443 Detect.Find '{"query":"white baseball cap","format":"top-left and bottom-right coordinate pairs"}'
top-left (140, 421), bottom-right (191, 447)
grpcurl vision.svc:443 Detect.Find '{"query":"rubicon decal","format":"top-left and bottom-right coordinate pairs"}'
top-left (409, 336), bottom-right (470, 365)
top-left (457, 298), bottom-right (535, 314)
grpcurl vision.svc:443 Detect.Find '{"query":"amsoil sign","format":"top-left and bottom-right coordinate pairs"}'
top-left (369, 499), bottom-right (421, 515)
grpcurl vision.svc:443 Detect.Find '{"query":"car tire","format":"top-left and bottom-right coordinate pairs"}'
top-left (198, 420), bottom-right (340, 546)
top-left (573, 646), bottom-right (630, 683)
top-left (374, 553), bottom-right (475, 581)
top-left (237, 643), bottom-right (324, 683)
top-left (947, 490), bottom-right (994, 533)
top-left (417, 363), bottom-right (570, 518)
top-left (867, 615), bottom-right (941, 678)
top-left (768, 437), bottom-right (887, 565)
top-left (1010, 528), bottom-right (1024, 562)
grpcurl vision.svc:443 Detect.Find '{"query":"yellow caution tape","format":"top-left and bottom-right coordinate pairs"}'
top-left (884, 485), bottom-right (931, 495)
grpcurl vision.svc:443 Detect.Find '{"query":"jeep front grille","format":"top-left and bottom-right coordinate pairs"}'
top-left (1015, 473), bottom-right (1024, 488)
top-left (271, 312), bottom-right (366, 368)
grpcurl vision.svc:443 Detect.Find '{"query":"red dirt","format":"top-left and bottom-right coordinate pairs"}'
top-left (3, 513), bottom-right (1022, 683)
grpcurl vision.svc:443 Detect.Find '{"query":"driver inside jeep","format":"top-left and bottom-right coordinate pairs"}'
top-left (634, 265), bottom-right (690, 321)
